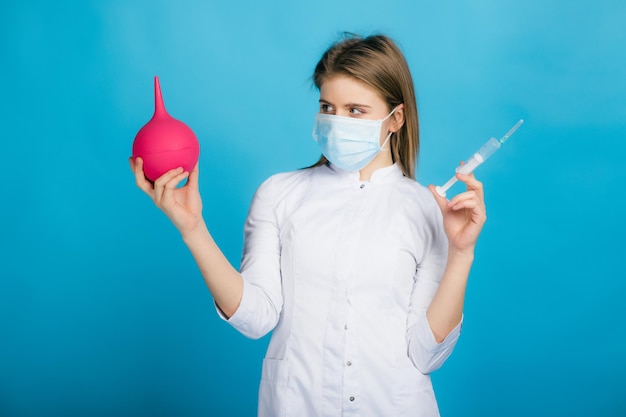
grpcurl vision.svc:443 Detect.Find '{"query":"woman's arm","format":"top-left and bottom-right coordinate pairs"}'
top-left (181, 221), bottom-right (243, 318)
top-left (427, 172), bottom-right (487, 342)
top-left (130, 157), bottom-right (243, 317)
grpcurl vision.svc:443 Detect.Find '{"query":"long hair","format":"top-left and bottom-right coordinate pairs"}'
top-left (310, 34), bottom-right (420, 179)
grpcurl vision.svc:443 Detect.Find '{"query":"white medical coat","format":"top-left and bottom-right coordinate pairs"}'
top-left (220, 163), bottom-right (462, 417)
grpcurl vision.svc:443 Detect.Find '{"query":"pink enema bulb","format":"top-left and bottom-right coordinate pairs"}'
top-left (132, 76), bottom-right (199, 182)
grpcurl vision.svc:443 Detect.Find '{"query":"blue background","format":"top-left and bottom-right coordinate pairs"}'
top-left (1, 0), bottom-right (625, 416)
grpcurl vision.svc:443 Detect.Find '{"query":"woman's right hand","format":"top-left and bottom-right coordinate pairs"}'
top-left (129, 157), bottom-right (204, 236)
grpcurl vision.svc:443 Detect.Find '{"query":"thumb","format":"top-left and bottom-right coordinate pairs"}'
top-left (428, 185), bottom-right (449, 212)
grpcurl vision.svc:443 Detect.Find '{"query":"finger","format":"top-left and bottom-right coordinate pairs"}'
top-left (447, 189), bottom-right (479, 207)
top-left (164, 171), bottom-right (190, 191)
top-left (153, 167), bottom-right (184, 202)
top-left (456, 171), bottom-right (481, 187)
top-left (161, 171), bottom-right (190, 203)
top-left (447, 190), bottom-right (486, 214)
top-left (187, 163), bottom-right (200, 191)
top-left (428, 185), bottom-right (450, 213)
top-left (455, 172), bottom-right (484, 200)
top-left (449, 197), bottom-right (486, 219)
top-left (452, 191), bottom-right (483, 208)
top-left (132, 157), bottom-right (156, 198)
top-left (448, 194), bottom-right (487, 221)
top-left (449, 197), bottom-right (482, 212)
top-left (154, 167), bottom-right (184, 188)
top-left (155, 168), bottom-right (190, 203)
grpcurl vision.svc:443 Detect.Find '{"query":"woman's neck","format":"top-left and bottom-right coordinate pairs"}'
top-left (359, 151), bottom-right (393, 181)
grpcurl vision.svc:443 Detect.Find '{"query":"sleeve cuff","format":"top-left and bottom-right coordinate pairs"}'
top-left (213, 278), bottom-right (253, 329)
top-left (418, 312), bottom-right (463, 353)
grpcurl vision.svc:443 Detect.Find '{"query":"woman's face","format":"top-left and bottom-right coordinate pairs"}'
top-left (318, 74), bottom-right (403, 145)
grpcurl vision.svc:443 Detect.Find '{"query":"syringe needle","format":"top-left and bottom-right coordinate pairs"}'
top-left (499, 119), bottom-right (524, 144)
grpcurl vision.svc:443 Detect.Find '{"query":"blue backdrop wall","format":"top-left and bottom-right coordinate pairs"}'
top-left (1, 1), bottom-right (625, 416)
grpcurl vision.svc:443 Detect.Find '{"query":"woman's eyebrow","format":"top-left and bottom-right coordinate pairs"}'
top-left (318, 99), bottom-right (372, 108)
top-left (344, 102), bottom-right (371, 109)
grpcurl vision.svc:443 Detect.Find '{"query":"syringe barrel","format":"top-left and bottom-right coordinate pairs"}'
top-left (456, 137), bottom-right (501, 175)
top-left (477, 137), bottom-right (501, 161)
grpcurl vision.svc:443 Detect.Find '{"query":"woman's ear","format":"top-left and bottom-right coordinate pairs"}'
top-left (390, 104), bottom-right (405, 132)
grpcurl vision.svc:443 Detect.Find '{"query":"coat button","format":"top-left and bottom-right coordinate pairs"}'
top-left (346, 361), bottom-right (352, 366)
top-left (349, 396), bottom-right (355, 401)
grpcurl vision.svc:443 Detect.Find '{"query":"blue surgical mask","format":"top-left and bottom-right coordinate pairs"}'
top-left (312, 108), bottom-right (397, 172)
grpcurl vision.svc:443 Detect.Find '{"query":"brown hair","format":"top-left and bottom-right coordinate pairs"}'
top-left (310, 33), bottom-right (420, 179)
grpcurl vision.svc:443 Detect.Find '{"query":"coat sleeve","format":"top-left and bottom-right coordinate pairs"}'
top-left (215, 175), bottom-right (283, 340)
top-left (405, 205), bottom-right (462, 374)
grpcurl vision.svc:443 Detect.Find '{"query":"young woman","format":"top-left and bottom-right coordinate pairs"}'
top-left (131, 34), bottom-right (486, 417)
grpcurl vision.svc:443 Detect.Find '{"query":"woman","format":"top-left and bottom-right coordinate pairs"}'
top-left (131, 34), bottom-right (486, 417)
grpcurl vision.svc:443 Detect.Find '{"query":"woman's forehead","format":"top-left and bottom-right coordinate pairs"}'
top-left (319, 74), bottom-right (385, 106)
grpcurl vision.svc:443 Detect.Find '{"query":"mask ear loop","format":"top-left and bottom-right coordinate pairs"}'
top-left (382, 106), bottom-right (399, 121)
top-left (380, 132), bottom-right (393, 151)
top-left (380, 105), bottom-right (400, 151)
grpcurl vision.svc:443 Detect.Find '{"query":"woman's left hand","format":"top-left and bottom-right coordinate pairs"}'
top-left (429, 173), bottom-right (487, 254)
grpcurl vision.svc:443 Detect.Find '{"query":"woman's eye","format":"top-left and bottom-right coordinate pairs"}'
top-left (350, 108), bottom-right (364, 115)
top-left (320, 104), bottom-right (334, 113)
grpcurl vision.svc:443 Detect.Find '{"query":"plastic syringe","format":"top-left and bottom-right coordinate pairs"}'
top-left (435, 119), bottom-right (524, 197)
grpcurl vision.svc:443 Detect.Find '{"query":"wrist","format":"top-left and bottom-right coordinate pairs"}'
top-left (447, 245), bottom-right (475, 264)
top-left (181, 219), bottom-right (209, 244)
